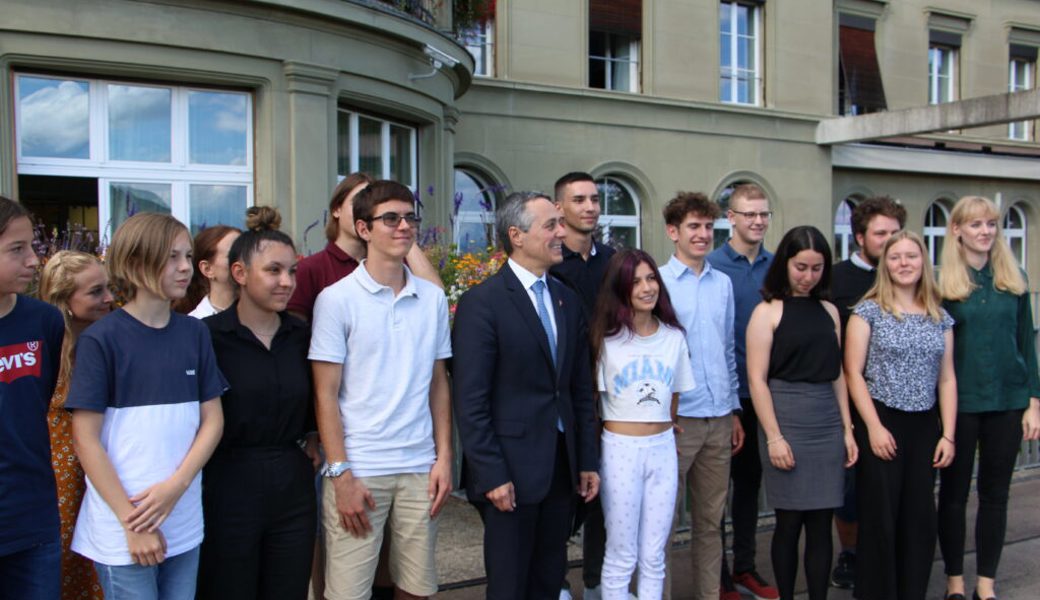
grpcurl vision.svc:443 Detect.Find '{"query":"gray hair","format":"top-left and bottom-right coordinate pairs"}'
top-left (496, 191), bottom-right (551, 255)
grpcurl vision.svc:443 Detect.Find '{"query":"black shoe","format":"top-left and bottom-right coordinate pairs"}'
top-left (830, 550), bottom-right (855, 589)
top-left (943, 594), bottom-right (966, 600)
top-left (973, 591), bottom-right (996, 600)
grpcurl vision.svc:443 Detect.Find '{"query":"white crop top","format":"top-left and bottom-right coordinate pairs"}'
top-left (597, 323), bottom-right (696, 423)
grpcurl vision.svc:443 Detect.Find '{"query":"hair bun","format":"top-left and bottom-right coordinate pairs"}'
top-left (245, 206), bottom-right (282, 232)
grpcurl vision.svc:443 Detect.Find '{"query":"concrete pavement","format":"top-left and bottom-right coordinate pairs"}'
top-left (434, 469), bottom-right (1040, 599)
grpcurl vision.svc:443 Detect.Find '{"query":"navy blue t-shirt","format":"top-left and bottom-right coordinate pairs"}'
top-left (0, 295), bottom-right (64, 555)
top-left (66, 309), bottom-right (227, 564)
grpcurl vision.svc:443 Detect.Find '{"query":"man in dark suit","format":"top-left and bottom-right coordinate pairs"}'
top-left (453, 191), bottom-right (600, 600)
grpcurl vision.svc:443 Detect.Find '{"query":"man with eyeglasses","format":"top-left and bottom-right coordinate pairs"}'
top-left (310, 180), bottom-right (453, 600)
top-left (707, 183), bottom-right (779, 600)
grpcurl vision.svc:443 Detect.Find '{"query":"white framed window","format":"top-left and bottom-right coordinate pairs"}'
top-left (337, 109), bottom-right (417, 189)
top-left (15, 74), bottom-right (253, 237)
top-left (453, 168), bottom-right (498, 252)
top-left (834, 197), bottom-right (858, 261)
top-left (720, 1), bottom-right (762, 105)
top-left (924, 201), bottom-right (950, 266)
top-left (595, 176), bottom-right (640, 248)
top-left (459, 21), bottom-right (495, 77)
top-left (589, 32), bottom-right (640, 92)
top-left (928, 44), bottom-right (957, 104)
top-left (1004, 203), bottom-right (1027, 268)
top-left (1009, 58), bottom-right (1034, 140)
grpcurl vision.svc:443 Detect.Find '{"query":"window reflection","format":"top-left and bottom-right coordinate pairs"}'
top-left (18, 76), bottom-right (90, 159)
top-left (189, 91), bottom-right (248, 165)
top-left (108, 85), bottom-right (172, 162)
top-left (110, 182), bottom-right (172, 231)
top-left (190, 184), bottom-right (247, 235)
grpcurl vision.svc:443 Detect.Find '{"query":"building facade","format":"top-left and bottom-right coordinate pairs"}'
top-left (1, 0), bottom-right (471, 251)
top-left (1, 0), bottom-right (1038, 279)
top-left (452, 0), bottom-right (1040, 277)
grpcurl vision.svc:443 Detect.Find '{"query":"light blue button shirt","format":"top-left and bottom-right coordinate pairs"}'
top-left (660, 255), bottom-right (740, 418)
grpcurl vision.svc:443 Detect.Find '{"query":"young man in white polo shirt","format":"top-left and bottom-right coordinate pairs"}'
top-left (310, 180), bottom-right (452, 600)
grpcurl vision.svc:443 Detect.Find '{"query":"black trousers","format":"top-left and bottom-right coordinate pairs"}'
top-left (723, 397), bottom-right (762, 576)
top-left (853, 401), bottom-right (939, 600)
top-left (938, 409), bottom-right (1024, 579)
top-left (196, 447), bottom-right (317, 600)
top-left (479, 434), bottom-right (575, 600)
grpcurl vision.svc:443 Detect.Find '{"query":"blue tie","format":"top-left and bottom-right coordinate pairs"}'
top-left (531, 279), bottom-right (556, 366)
top-left (532, 279), bottom-right (564, 432)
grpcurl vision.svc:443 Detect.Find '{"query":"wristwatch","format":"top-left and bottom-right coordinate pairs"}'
top-left (322, 461), bottom-right (352, 478)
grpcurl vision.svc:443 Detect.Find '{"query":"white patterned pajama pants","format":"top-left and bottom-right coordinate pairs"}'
top-left (599, 428), bottom-right (679, 600)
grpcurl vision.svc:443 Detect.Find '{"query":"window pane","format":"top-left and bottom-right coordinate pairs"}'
top-left (337, 111), bottom-right (352, 176)
top-left (18, 77), bottom-right (90, 159)
top-left (454, 170), bottom-right (495, 213)
top-left (108, 85), bottom-right (171, 162)
top-left (599, 180), bottom-right (635, 215)
top-left (358, 117), bottom-right (382, 178)
top-left (714, 226), bottom-right (730, 249)
top-left (109, 182), bottom-right (172, 231)
top-left (457, 220), bottom-right (492, 253)
top-left (735, 4), bottom-right (749, 36)
top-left (606, 225), bottom-right (636, 249)
top-left (188, 91), bottom-right (248, 166)
top-left (590, 58), bottom-right (607, 89)
top-left (389, 125), bottom-right (412, 185)
top-left (720, 3), bottom-right (731, 33)
top-left (189, 184), bottom-right (247, 235)
top-left (720, 33), bottom-right (732, 68)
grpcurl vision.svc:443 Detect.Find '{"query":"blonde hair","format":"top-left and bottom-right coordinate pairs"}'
top-left (939, 196), bottom-right (1026, 301)
top-left (107, 213), bottom-right (191, 302)
top-left (38, 251), bottom-right (105, 379)
top-left (861, 231), bottom-right (944, 322)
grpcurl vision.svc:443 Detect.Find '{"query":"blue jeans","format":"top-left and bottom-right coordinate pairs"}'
top-left (94, 545), bottom-right (200, 600)
top-left (0, 538), bottom-right (61, 600)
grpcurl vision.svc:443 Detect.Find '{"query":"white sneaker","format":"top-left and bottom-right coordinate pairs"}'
top-left (560, 588), bottom-right (573, 600)
top-left (583, 586), bottom-right (601, 600)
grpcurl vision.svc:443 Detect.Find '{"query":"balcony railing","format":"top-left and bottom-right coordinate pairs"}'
top-left (372, 0), bottom-right (439, 27)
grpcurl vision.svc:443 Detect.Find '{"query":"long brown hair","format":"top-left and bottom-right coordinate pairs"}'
top-left (590, 250), bottom-right (684, 369)
top-left (175, 225), bottom-right (240, 313)
top-left (326, 172), bottom-right (374, 242)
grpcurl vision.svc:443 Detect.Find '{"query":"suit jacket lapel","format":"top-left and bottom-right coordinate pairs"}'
top-left (500, 266), bottom-right (556, 372)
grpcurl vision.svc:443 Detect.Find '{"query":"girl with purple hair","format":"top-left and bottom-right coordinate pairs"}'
top-left (589, 249), bottom-right (696, 600)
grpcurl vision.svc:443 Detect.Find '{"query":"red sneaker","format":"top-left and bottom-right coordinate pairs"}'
top-left (733, 571), bottom-right (779, 600)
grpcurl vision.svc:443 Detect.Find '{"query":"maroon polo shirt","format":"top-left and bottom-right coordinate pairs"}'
top-left (288, 241), bottom-right (360, 321)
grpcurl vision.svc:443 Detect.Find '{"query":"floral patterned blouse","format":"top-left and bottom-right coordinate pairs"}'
top-left (854, 299), bottom-right (954, 413)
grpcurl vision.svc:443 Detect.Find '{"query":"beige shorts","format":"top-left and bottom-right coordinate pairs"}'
top-left (322, 472), bottom-right (438, 599)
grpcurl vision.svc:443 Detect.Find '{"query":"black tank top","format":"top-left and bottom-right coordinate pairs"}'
top-left (768, 297), bottom-right (841, 383)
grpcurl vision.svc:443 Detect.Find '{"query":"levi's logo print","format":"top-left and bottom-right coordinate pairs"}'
top-left (613, 356), bottom-right (673, 406)
top-left (0, 341), bottom-right (43, 384)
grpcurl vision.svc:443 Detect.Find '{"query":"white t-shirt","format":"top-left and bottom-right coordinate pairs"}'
top-left (188, 295), bottom-right (218, 319)
top-left (597, 324), bottom-right (696, 423)
top-left (308, 262), bottom-right (451, 477)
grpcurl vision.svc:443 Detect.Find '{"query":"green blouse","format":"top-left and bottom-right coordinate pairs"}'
top-left (943, 264), bottom-right (1040, 413)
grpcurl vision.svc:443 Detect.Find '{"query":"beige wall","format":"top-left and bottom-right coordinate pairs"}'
top-left (455, 81), bottom-right (830, 264)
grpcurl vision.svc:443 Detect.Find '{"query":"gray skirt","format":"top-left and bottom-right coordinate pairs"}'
top-left (758, 379), bottom-right (845, 510)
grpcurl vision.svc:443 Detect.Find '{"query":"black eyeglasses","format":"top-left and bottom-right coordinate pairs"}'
top-left (369, 212), bottom-right (421, 228)
top-left (730, 210), bottom-right (773, 221)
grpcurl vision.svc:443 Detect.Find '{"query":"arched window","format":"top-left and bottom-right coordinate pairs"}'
top-left (834, 197), bottom-right (859, 261)
top-left (453, 168), bottom-right (498, 252)
top-left (923, 201), bottom-right (950, 266)
top-left (713, 182), bottom-right (746, 248)
top-left (1004, 203), bottom-right (1027, 268)
top-left (595, 176), bottom-right (641, 248)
